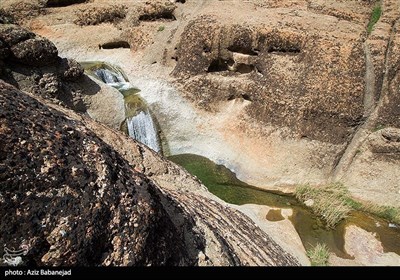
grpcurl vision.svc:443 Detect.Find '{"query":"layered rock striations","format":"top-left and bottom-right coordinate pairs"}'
top-left (0, 81), bottom-right (299, 266)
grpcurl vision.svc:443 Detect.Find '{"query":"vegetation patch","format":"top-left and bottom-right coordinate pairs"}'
top-left (296, 183), bottom-right (400, 228)
top-left (307, 243), bottom-right (330, 266)
top-left (367, 1), bottom-right (382, 35)
top-left (351, 201), bottom-right (400, 225)
top-left (373, 123), bottom-right (385, 132)
top-left (295, 183), bottom-right (352, 228)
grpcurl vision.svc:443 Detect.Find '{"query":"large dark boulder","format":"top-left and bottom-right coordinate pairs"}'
top-left (0, 39), bottom-right (9, 59)
top-left (0, 24), bottom-right (86, 109)
top-left (0, 81), bottom-right (300, 266)
top-left (0, 24), bottom-right (58, 67)
top-left (58, 58), bottom-right (84, 81)
top-left (0, 24), bottom-right (35, 45)
top-left (10, 37), bottom-right (58, 66)
top-left (0, 81), bottom-right (197, 266)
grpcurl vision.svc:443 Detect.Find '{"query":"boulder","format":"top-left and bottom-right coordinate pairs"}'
top-left (0, 80), bottom-right (300, 266)
top-left (0, 39), bottom-right (9, 59)
top-left (58, 58), bottom-right (84, 81)
top-left (39, 73), bottom-right (61, 96)
top-left (10, 37), bottom-right (58, 67)
top-left (0, 24), bottom-right (35, 45)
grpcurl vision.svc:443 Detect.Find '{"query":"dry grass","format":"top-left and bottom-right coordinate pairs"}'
top-left (360, 203), bottom-right (400, 225)
top-left (295, 183), bottom-right (400, 228)
top-left (295, 183), bottom-right (352, 228)
top-left (307, 243), bottom-right (330, 266)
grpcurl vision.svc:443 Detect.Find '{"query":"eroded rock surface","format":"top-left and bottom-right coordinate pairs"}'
top-left (330, 225), bottom-right (400, 266)
top-left (9, 0), bottom-right (397, 207)
top-left (0, 81), bottom-right (300, 266)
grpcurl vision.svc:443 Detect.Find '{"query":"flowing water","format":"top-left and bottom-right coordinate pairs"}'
top-left (126, 109), bottom-right (161, 153)
top-left (81, 61), bottom-right (400, 261)
top-left (169, 153), bottom-right (400, 257)
top-left (81, 62), bottom-right (162, 153)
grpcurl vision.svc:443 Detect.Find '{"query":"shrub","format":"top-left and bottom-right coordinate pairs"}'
top-left (296, 183), bottom-right (400, 227)
top-left (307, 243), bottom-right (330, 266)
top-left (295, 183), bottom-right (352, 228)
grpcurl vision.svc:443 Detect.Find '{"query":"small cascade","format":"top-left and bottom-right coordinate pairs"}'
top-left (127, 110), bottom-right (161, 153)
top-left (83, 61), bottom-right (162, 153)
top-left (94, 68), bottom-right (127, 84)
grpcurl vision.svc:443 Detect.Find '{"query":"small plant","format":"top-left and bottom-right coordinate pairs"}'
top-left (361, 203), bottom-right (400, 224)
top-left (296, 183), bottom-right (400, 226)
top-left (157, 25), bottom-right (165, 32)
top-left (373, 123), bottom-right (385, 132)
top-left (307, 243), bottom-right (330, 266)
top-left (295, 183), bottom-right (352, 228)
top-left (367, 1), bottom-right (382, 34)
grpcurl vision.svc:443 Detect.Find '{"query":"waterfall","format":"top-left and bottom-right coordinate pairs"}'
top-left (127, 110), bottom-right (161, 153)
top-left (92, 65), bottom-right (162, 153)
top-left (94, 68), bottom-right (127, 84)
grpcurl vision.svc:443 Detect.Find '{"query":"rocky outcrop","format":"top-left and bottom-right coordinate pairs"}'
top-left (173, 16), bottom-right (365, 145)
top-left (0, 23), bottom-right (126, 130)
top-left (8, 0), bottom-right (398, 206)
top-left (335, 0), bottom-right (400, 205)
top-left (329, 225), bottom-right (400, 266)
top-left (0, 24), bottom-right (81, 103)
top-left (138, 1), bottom-right (176, 21)
top-left (0, 81), bottom-right (300, 266)
top-left (0, 1), bottom-right (46, 24)
top-left (74, 4), bottom-right (127, 26)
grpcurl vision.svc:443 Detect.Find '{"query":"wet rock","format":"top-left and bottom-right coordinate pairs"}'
top-left (304, 199), bottom-right (314, 207)
top-left (329, 225), bottom-right (400, 266)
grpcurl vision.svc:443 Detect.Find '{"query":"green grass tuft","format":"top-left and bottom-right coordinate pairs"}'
top-left (158, 25), bottom-right (165, 32)
top-left (367, 2), bottom-right (382, 35)
top-left (361, 203), bottom-right (400, 224)
top-left (373, 123), bottom-right (385, 132)
top-left (295, 183), bottom-right (352, 228)
top-left (307, 243), bottom-right (330, 266)
top-left (296, 183), bottom-right (400, 227)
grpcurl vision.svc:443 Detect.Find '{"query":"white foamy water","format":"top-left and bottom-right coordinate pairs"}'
top-left (94, 67), bottom-right (162, 153)
top-left (127, 109), bottom-right (161, 153)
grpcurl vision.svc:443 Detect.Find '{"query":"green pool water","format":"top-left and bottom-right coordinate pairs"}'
top-left (169, 153), bottom-right (400, 258)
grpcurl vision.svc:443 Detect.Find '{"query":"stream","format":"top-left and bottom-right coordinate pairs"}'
top-left (81, 62), bottom-right (400, 260)
top-left (81, 62), bottom-right (162, 153)
top-left (168, 154), bottom-right (400, 258)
